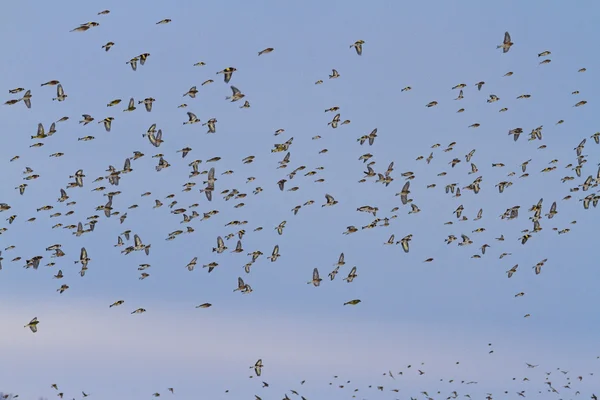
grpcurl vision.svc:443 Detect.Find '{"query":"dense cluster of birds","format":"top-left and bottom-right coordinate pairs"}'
top-left (1, 6), bottom-right (599, 399)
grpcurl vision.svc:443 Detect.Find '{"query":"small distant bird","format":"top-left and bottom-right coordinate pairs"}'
top-left (258, 47), bottom-right (274, 56)
top-left (22, 90), bottom-right (32, 108)
top-left (52, 84), bottom-right (67, 101)
top-left (217, 67), bottom-right (236, 83)
top-left (350, 40), bottom-right (365, 56)
top-left (102, 42), bottom-right (114, 51)
top-left (328, 113), bottom-right (340, 129)
top-left (183, 86), bottom-right (198, 98)
top-left (252, 359), bottom-right (263, 376)
top-left (203, 118), bottom-right (217, 133)
top-left (307, 268), bottom-right (322, 287)
top-left (70, 25), bottom-right (90, 32)
top-left (24, 317), bottom-right (39, 333)
top-left (322, 194), bottom-right (338, 207)
top-left (139, 97), bottom-right (155, 112)
top-left (123, 98), bottom-right (136, 112)
top-left (344, 299), bottom-right (361, 306)
top-left (226, 86), bottom-right (245, 102)
top-left (139, 53), bottom-right (150, 65)
top-left (99, 117), bottom-right (114, 132)
top-left (497, 31), bottom-right (513, 53)
top-left (127, 57), bottom-right (139, 71)
top-left (80, 114), bottom-right (94, 125)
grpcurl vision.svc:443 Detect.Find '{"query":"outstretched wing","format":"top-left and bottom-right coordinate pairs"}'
top-left (355, 43), bottom-right (362, 56)
top-left (24, 90), bottom-right (31, 108)
top-left (401, 240), bottom-right (409, 253)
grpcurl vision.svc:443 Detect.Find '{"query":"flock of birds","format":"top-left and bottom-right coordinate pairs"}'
top-left (1, 6), bottom-right (599, 400)
top-left (1, 361), bottom-right (598, 400)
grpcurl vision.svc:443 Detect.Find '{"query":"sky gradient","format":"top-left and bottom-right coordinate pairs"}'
top-left (1, 0), bottom-right (599, 398)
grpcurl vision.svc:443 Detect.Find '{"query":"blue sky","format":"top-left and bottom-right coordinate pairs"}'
top-left (1, 0), bottom-right (599, 398)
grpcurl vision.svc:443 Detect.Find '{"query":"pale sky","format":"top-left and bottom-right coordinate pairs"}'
top-left (0, 0), bottom-right (599, 398)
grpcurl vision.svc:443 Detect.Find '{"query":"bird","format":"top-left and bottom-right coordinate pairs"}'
top-left (203, 118), bottom-right (217, 133)
top-left (498, 31), bottom-right (514, 53)
top-left (52, 84), bottom-right (67, 101)
top-left (350, 40), bottom-right (365, 55)
top-left (24, 317), bottom-right (39, 333)
top-left (258, 47), bottom-right (274, 56)
top-left (307, 268), bottom-right (322, 286)
top-left (226, 86), bottom-right (245, 102)
top-left (217, 67), bottom-right (237, 83)
top-left (322, 194), bottom-right (338, 207)
top-left (102, 41), bottom-right (114, 51)
top-left (99, 117), bottom-right (114, 132)
top-left (184, 111), bottom-right (200, 125)
top-left (123, 98), bottom-right (136, 112)
top-left (252, 359), bottom-right (263, 376)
